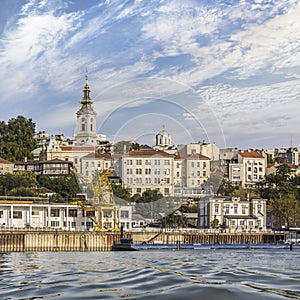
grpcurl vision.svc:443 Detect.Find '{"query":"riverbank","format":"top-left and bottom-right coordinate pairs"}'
top-left (0, 228), bottom-right (286, 252)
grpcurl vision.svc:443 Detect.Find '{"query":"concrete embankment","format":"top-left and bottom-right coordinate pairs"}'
top-left (0, 229), bottom-right (284, 252)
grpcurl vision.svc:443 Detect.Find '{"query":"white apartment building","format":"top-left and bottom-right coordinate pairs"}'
top-left (118, 149), bottom-right (174, 196)
top-left (199, 196), bottom-right (267, 232)
top-left (229, 150), bottom-right (266, 187)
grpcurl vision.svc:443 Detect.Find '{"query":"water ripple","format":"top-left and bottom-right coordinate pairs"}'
top-left (0, 250), bottom-right (299, 299)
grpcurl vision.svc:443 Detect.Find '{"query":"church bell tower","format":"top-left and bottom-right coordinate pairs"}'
top-left (75, 72), bottom-right (97, 146)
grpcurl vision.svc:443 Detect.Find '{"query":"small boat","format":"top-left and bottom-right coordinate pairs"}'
top-left (112, 238), bottom-right (139, 251)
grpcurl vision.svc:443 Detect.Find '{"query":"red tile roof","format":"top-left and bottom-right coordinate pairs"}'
top-left (82, 152), bottom-right (111, 159)
top-left (60, 146), bottom-right (96, 151)
top-left (174, 153), bottom-right (210, 160)
top-left (0, 157), bottom-right (12, 164)
top-left (127, 149), bottom-right (173, 157)
top-left (239, 150), bottom-right (264, 159)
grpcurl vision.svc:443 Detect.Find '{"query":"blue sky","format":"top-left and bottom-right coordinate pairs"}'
top-left (1, 0), bottom-right (300, 149)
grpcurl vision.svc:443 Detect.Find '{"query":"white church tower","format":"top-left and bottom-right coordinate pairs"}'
top-left (75, 72), bottom-right (98, 146)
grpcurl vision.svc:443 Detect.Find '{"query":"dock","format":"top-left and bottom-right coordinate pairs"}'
top-left (0, 229), bottom-right (287, 252)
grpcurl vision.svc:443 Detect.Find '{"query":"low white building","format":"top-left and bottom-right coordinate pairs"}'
top-left (0, 198), bottom-right (133, 231)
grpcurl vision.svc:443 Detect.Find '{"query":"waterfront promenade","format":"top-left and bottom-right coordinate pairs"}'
top-left (0, 228), bottom-right (284, 252)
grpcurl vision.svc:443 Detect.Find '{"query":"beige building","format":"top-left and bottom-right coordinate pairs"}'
top-left (118, 149), bottom-right (174, 196)
top-left (173, 154), bottom-right (210, 197)
top-left (179, 142), bottom-right (220, 161)
top-left (80, 152), bottom-right (112, 180)
top-left (0, 158), bottom-right (13, 174)
top-left (199, 196), bottom-right (267, 232)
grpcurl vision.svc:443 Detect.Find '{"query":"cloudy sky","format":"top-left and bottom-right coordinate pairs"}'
top-left (1, 0), bottom-right (300, 150)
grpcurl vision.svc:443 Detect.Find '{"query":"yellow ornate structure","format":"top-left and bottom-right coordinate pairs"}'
top-left (72, 168), bottom-right (120, 231)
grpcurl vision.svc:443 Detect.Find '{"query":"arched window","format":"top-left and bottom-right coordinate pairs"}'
top-left (90, 118), bottom-right (93, 131)
top-left (81, 118), bottom-right (86, 131)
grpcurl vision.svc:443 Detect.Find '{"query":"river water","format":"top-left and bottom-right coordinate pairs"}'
top-left (0, 250), bottom-right (300, 300)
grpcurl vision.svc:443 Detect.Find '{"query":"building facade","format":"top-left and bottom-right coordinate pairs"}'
top-left (0, 199), bottom-right (133, 231)
top-left (118, 149), bottom-right (174, 196)
top-left (0, 158), bottom-right (14, 174)
top-left (229, 150), bottom-right (266, 187)
top-left (199, 196), bottom-right (267, 232)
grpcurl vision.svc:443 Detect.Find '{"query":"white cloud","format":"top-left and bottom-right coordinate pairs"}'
top-left (199, 79), bottom-right (300, 147)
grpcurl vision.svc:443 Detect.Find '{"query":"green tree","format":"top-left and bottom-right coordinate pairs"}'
top-left (0, 116), bottom-right (37, 161)
top-left (0, 171), bottom-right (37, 195)
top-left (270, 193), bottom-right (300, 228)
top-left (8, 187), bottom-right (36, 197)
top-left (37, 174), bottom-right (80, 201)
top-left (217, 179), bottom-right (237, 196)
top-left (111, 183), bottom-right (131, 202)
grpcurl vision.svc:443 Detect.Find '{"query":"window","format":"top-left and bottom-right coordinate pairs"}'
top-left (164, 160), bottom-right (170, 165)
top-left (248, 167), bottom-right (251, 171)
top-left (145, 168), bottom-right (151, 175)
top-left (154, 160), bottom-right (160, 165)
top-left (0, 211), bottom-right (3, 218)
top-left (86, 222), bottom-right (93, 229)
top-left (249, 221), bottom-right (253, 226)
top-left (135, 168), bottom-right (142, 175)
top-left (51, 221), bottom-right (59, 227)
top-left (197, 162), bottom-right (200, 167)
top-left (137, 188), bottom-right (142, 193)
top-left (127, 160), bottom-right (132, 165)
top-left (154, 169), bottom-right (160, 175)
top-left (145, 178), bottom-right (151, 184)
top-left (51, 209), bottom-right (60, 217)
top-left (215, 204), bottom-right (219, 213)
top-left (13, 211), bottom-right (22, 219)
top-left (242, 205), bottom-right (246, 214)
top-left (203, 171), bottom-right (206, 177)
top-left (203, 162), bottom-right (206, 168)
top-left (191, 162), bottom-right (194, 167)
top-left (225, 205), bottom-right (230, 214)
top-left (240, 220), bottom-right (245, 226)
top-left (164, 188), bottom-right (169, 194)
top-left (32, 211), bottom-right (39, 216)
top-left (176, 172), bottom-right (180, 177)
top-left (126, 168), bottom-right (133, 175)
top-left (145, 159), bottom-right (151, 165)
top-left (154, 178), bottom-right (160, 184)
top-left (234, 206), bottom-right (238, 214)
top-left (71, 222), bottom-right (76, 228)
top-left (120, 210), bottom-right (129, 218)
top-left (230, 220), bottom-right (235, 226)
top-left (68, 209), bottom-right (78, 217)
top-left (136, 160), bottom-right (142, 165)
top-left (176, 163), bottom-right (180, 168)
top-left (86, 211), bottom-right (95, 218)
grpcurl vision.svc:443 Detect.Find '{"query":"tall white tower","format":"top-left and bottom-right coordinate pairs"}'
top-left (75, 72), bottom-right (97, 146)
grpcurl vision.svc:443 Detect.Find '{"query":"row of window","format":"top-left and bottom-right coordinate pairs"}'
top-left (0, 209), bottom-right (130, 220)
top-left (215, 204), bottom-right (262, 214)
top-left (127, 159), bottom-right (171, 165)
top-left (126, 177), bottom-right (171, 184)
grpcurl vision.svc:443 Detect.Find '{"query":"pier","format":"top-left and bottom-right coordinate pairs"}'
top-left (0, 229), bottom-right (285, 252)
